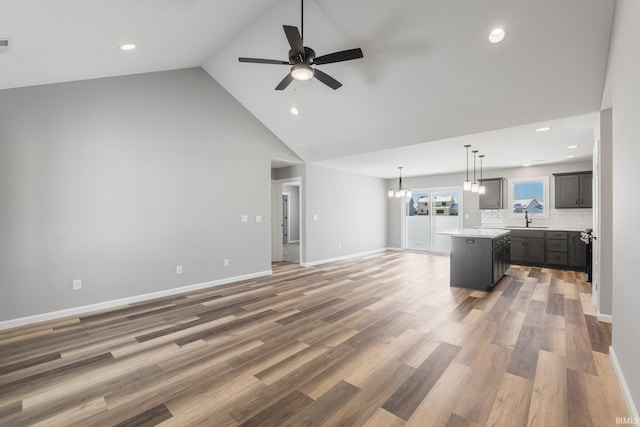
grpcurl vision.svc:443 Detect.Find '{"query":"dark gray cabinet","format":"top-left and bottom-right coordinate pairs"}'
top-left (554, 172), bottom-right (592, 208)
top-left (579, 174), bottom-right (593, 208)
top-left (511, 228), bottom-right (586, 272)
top-left (492, 235), bottom-right (510, 284)
top-left (546, 231), bottom-right (568, 266)
top-left (568, 231), bottom-right (587, 269)
top-left (450, 234), bottom-right (510, 291)
top-left (479, 178), bottom-right (504, 209)
top-left (510, 230), bottom-right (545, 265)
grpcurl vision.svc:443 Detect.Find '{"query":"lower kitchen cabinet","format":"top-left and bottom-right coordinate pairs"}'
top-left (568, 231), bottom-right (587, 269)
top-left (510, 228), bottom-right (587, 272)
top-left (546, 231), bottom-right (568, 266)
top-left (510, 231), bottom-right (545, 265)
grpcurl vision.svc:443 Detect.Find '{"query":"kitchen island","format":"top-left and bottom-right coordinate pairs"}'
top-left (439, 228), bottom-right (511, 291)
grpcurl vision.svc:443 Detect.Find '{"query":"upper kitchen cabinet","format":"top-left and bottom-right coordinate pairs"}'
top-left (479, 178), bottom-right (504, 209)
top-left (553, 172), bottom-right (593, 208)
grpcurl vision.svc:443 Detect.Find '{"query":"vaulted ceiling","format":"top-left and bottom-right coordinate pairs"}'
top-left (0, 0), bottom-right (614, 178)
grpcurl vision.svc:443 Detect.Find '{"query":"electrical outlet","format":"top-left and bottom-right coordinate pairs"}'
top-left (241, 215), bottom-right (248, 223)
top-left (256, 215), bottom-right (262, 222)
top-left (72, 279), bottom-right (82, 291)
top-left (176, 265), bottom-right (183, 274)
top-left (223, 259), bottom-right (229, 267)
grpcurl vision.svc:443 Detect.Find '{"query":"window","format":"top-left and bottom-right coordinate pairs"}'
top-left (508, 176), bottom-right (549, 217)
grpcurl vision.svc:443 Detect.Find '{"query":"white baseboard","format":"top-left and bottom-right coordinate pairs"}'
top-left (609, 346), bottom-right (640, 420)
top-left (301, 248), bottom-right (388, 267)
top-left (0, 270), bottom-right (273, 331)
top-left (385, 247), bottom-right (404, 252)
top-left (597, 312), bottom-right (613, 323)
top-left (287, 240), bottom-right (300, 243)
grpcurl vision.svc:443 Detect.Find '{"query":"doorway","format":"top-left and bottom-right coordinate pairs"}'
top-left (282, 186), bottom-right (300, 263)
top-left (405, 188), bottom-right (462, 253)
top-left (271, 178), bottom-right (302, 264)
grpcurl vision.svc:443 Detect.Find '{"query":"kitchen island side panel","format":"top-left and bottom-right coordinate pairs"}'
top-left (450, 236), bottom-right (494, 291)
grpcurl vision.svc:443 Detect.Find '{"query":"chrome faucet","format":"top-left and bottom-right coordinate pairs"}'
top-left (525, 211), bottom-right (532, 228)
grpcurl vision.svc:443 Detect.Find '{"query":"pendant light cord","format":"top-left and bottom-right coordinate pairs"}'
top-left (472, 150), bottom-right (478, 183)
top-left (301, 0), bottom-right (304, 44)
top-left (465, 145), bottom-right (470, 181)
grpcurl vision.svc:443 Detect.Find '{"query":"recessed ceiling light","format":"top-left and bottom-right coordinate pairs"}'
top-left (119, 43), bottom-right (136, 51)
top-left (566, 155), bottom-right (576, 158)
top-left (290, 107), bottom-right (299, 116)
top-left (535, 126), bottom-right (551, 132)
top-left (523, 163), bottom-right (531, 167)
top-left (567, 145), bottom-right (579, 149)
top-left (489, 28), bottom-right (505, 43)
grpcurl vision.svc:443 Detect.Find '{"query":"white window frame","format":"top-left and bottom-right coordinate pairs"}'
top-left (507, 176), bottom-right (549, 218)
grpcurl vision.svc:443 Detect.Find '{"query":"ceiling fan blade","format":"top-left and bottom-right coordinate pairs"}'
top-left (283, 25), bottom-right (304, 56)
top-left (275, 73), bottom-right (295, 91)
top-left (313, 48), bottom-right (363, 65)
top-left (239, 57), bottom-right (290, 65)
top-left (313, 68), bottom-right (342, 90)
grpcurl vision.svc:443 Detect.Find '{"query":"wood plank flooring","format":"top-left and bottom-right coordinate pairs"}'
top-left (0, 251), bottom-right (630, 426)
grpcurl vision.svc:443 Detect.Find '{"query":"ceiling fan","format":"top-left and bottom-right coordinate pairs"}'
top-left (238, 0), bottom-right (363, 90)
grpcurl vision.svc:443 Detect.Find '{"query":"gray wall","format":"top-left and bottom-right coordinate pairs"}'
top-left (276, 165), bottom-right (387, 264)
top-left (598, 109), bottom-right (613, 317)
top-left (387, 161), bottom-right (593, 248)
top-left (0, 68), bottom-right (299, 322)
top-left (608, 0), bottom-right (640, 413)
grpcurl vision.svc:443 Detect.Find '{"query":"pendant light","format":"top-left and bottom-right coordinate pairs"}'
top-left (463, 145), bottom-right (472, 191)
top-left (478, 154), bottom-right (486, 195)
top-left (388, 167), bottom-right (412, 198)
top-left (471, 150), bottom-right (479, 192)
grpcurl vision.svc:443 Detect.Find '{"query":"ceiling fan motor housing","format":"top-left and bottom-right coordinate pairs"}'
top-left (289, 47), bottom-right (316, 64)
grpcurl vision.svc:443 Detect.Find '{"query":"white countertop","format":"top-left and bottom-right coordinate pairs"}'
top-left (475, 226), bottom-right (589, 232)
top-left (438, 228), bottom-right (511, 238)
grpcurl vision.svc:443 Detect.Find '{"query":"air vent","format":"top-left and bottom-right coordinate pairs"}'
top-left (0, 39), bottom-right (10, 54)
top-left (295, 143), bottom-right (321, 161)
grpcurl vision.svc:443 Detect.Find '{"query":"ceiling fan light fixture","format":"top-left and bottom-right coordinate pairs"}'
top-left (291, 63), bottom-right (314, 81)
top-left (489, 28), bottom-right (505, 43)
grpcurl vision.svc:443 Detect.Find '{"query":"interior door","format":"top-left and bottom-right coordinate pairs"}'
top-left (282, 194), bottom-right (289, 244)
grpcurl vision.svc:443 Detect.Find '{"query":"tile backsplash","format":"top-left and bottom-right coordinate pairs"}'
top-left (481, 209), bottom-right (593, 230)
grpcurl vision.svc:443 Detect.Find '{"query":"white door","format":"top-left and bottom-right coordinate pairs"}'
top-left (282, 194), bottom-right (289, 244)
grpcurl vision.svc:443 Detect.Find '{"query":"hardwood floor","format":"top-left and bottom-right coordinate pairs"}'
top-left (0, 251), bottom-right (629, 426)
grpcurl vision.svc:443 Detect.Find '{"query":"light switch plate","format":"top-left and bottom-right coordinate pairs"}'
top-left (256, 215), bottom-right (262, 222)
top-left (241, 215), bottom-right (248, 222)
top-left (313, 214), bottom-right (319, 221)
